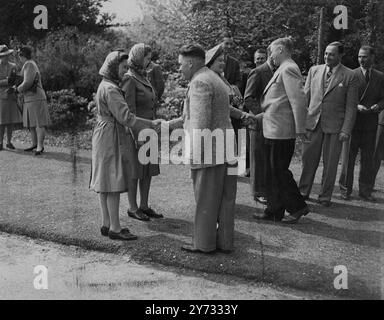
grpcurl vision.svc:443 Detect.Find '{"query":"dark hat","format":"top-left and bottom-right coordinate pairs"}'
top-left (205, 44), bottom-right (224, 67)
top-left (0, 45), bottom-right (14, 57)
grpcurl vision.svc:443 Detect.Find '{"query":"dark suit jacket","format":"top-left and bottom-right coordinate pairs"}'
top-left (224, 55), bottom-right (241, 90)
top-left (353, 67), bottom-right (384, 131)
top-left (244, 62), bottom-right (273, 115)
top-left (147, 62), bottom-right (165, 100)
top-left (305, 64), bottom-right (358, 135)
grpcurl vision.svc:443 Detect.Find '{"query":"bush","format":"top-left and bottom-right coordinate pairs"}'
top-left (156, 72), bottom-right (187, 120)
top-left (46, 89), bottom-right (90, 130)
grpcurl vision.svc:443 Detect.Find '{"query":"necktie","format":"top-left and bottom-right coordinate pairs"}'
top-left (365, 70), bottom-right (370, 83)
top-left (326, 67), bottom-right (332, 80)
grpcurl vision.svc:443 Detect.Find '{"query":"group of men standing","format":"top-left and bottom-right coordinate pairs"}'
top-left (243, 38), bottom-right (384, 224)
top-left (174, 34), bottom-right (383, 254)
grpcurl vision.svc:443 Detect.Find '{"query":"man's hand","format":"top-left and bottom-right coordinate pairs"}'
top-left (241, 112), bottom-right (257, 126)
top-left (339, 132), bottom-right (350, 142)
top-left (358, 104), bottom-right (369, 113)
top-left (370, 104), bottom-right (381, 113)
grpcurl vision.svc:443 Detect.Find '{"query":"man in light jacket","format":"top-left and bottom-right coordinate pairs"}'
top-left (299, 42), bottom-right (359, 206)
top-left (255, 37), bottom-right (309, 224)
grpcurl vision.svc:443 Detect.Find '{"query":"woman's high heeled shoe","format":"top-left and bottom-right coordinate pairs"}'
top-left (34, 147), bottom-right (44, 156)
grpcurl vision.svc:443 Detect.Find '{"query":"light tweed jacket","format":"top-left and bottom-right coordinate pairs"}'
top-left (184, 67), bottom-right (238, 169)
top-left (261, 58), bottom-right (307, 139)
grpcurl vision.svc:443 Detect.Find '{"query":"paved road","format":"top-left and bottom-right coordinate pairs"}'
top-left (0, 143), bottom-right (383, 299)
top-left (0, 232), bottom-right (334, 300)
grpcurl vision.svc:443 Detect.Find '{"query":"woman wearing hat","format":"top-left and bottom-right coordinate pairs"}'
top-left (15, 46), bottom-right (50, 155)
top-left (121, 43), bottom-right (164, 222)
top-left (0, 45), bottom-right (22, 150)
top-left (90, 50), bottom-right (162, 241)
top-left (206, 44), bottom-right (245, 117)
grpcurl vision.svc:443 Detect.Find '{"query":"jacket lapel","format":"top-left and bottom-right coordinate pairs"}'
top-left (262, 68), bottom-right (280, 96)
top-left (324, 66), bottom-right (344, 97)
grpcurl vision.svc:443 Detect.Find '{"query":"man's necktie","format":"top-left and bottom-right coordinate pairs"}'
top-left (365, 70), bottom-right (370, 83)
top-left (326, 68), bottom-right (333, 80)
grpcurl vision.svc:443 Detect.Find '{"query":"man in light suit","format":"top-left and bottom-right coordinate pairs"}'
top-left (299, 42), bottom-right (359, 206)
top-left (255, 37), bottom-right (309, 224)
top-left (339, 46), bottom-right (384, 201)
top-left (175, 44), bottom-right (248, 254)
top-left (244, 46), bottom-right (275, 206)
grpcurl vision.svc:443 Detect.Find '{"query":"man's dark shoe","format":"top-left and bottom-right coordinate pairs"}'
top-left (6, 143), bottom-right (15, 150)
top-left (318, 199), bottom-right (331, 207)
top-left (128, 209), bottom-right (150, 221)
top-left (0, 144), bottom-right (2, 151)
top-left (301, 194), bottom-right (310, 201)
top-left (282, 206), bottom-right (310, 224)
top-left (253, 212), bottom-right (282, 222)
top-left (216, 248), bottom-right (232, 254)
top-left (359, 194), bottom-right (376, 202)
top-left (181, 244), bottom-right (215, 254)
top-left (255, 196), bottom-right (267, 205)
top-left (141, 207), bottom-right (163, 218)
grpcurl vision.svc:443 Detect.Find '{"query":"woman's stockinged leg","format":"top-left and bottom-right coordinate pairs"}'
top-left (107, 192), bottom-right (121, 233)
top-left (30, 127), bottom-right (37, 146)
top-left (139, 177), bottom-right (152, 210)
top-left (36, 126), bottom-right (46, 151)
top-left (6, 125), bottom-right (13, 144)
top-left (127, 179), bottom-right (139, 212)
top-left (0, 125), bottom-right (5, 145)
top-left (99, 193), bottom-right (110, 228)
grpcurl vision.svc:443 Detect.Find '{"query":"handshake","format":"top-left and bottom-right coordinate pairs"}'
top-left (240, 112), bottom-right (262, 127)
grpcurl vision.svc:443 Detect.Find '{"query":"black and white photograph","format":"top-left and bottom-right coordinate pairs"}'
top-left (0, 0), bottom-right (383, 305)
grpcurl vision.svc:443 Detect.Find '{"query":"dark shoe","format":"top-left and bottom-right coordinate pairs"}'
top-left (108, 229), bottom-right (137, 241)
top-left (282, 206), bottom-right (309, 224)
top-left (0, 144), bottom-right (2, 151)
top-left (100, 226), bottom-right (109, 237)
top-left (216, 248), bottom-right (232, 254)
top-left (24, 145), bottom-right (37, 151)
top-left (34, 147), bottom-right (44, 156)
top-left (253, 212), bottom-right (282, 222)
top-left (128, 209), bottom-right (150, 221)
top-left (141, 207), bottom-right (163, 219)
top-left (359, 194), bottom-right (376, 202)
top-left (6, 143), bottom-right (15, 150)
top-left (255, 196), bottom-right (267, 205)
top-left (318, 199), bottom-right (331, 207)
top-left (181, 244), bottom-right (215, 254)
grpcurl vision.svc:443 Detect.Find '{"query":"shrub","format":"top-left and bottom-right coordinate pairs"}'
top-left (46, 89), bottom-right (89, 130)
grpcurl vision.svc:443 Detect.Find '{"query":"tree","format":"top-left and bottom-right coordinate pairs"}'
top-left (0, 0), bottom-right (113, 43)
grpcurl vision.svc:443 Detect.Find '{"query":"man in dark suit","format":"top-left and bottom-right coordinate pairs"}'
top-left (255, 37), bottom-right (309, 224)
top-left (372, 110), bottom-right (384, 191)
top-left (244, 46), bottom-right (274, 206)
top-left (339, 46), bottom-right (384, 201)
top-left (299, 42), bottom-right (359, 206)
top-left (221, 32), bottom-right (245, 173)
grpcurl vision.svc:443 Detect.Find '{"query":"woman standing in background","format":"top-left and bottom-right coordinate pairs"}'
top-left (16, 46), bottom-right (50, 155)
top-left (0, 45), bottom-right (22, 150)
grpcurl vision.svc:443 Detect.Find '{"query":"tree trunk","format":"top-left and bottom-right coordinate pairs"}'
top-left (317, 7), bottom-right (325, 65)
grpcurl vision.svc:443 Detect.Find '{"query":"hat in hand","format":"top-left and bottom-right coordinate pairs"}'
top-left (0, 45), bottom-right (14, 57)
